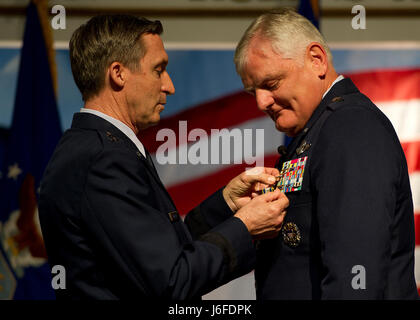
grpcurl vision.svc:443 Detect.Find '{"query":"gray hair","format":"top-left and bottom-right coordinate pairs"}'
top-left (234, 8), bottom-right (332, 75)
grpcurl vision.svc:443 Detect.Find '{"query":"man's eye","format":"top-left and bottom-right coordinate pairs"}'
top-left (155, 68), bottom-right (164, 76)
top-left (264, 81), bottom-right (278, 91)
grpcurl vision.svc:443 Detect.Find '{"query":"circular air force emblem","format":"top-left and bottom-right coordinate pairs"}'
top-left (282, 222), bottom-right (301, 248)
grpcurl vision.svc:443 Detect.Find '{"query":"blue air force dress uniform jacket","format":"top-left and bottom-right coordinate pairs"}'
top-left (38, 113), bottom-right (255, 300)
top-left (255, 78), bottom-right (418, 299)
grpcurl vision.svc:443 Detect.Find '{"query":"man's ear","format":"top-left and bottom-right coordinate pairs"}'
top-left (108, 62), bottom-right (126, 90)
top-left (305, 42), bottom-right (328, 79)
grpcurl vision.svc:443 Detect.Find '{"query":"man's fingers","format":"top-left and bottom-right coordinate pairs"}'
top-left (244, 167), bottom-right (279, 183)
top-left (251, 192), bottom-right (259, 198)
top-left (256, 188), bottom-right (283, 202)
top-left (253, 188), bottom-right (289, 212)
top-left (254, 182), bottom-right (269, 192)
top-left (273, 192), bottom-right (289, 208)
top-left (264, 190), bottom-right (289, 210)
top-left (263, 167), bottom-right (280, 177)
top-left (245, 173), bottom-right (278, 187)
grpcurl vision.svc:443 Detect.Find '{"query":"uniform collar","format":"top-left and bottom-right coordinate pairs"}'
top-left (285, 77), bottom-right (360, 158)
top-left (301, 77), bottom-right (359, 134)
top-left (322, 75), bottom-right (345, 99)
top-left (79, 108), bottom-right (146, 158)
top-left (70, 112), bottom-right (146, 159)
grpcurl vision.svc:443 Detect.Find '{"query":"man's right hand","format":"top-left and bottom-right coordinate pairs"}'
top-left (234, 188), bottom-right (289, 240)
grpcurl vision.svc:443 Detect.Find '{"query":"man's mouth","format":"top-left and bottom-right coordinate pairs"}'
top-left (266, 108), bottom-right (283, 121)
top-left (157, 103), bottom-right (166, 112)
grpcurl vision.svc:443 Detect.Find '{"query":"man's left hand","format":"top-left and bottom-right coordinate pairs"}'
top-left (223, 167), bottom-right (280, 212)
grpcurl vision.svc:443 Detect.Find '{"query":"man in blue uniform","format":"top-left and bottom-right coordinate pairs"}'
top-left (38, 14), bottom-right (289, 299)
top-left (234, 9), bottom-right (418, 299)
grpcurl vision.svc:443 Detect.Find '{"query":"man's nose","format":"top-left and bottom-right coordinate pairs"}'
top-left (162, 71), bottom-right (175, 95)
top-left (255, 89), bottom-right (274, 111)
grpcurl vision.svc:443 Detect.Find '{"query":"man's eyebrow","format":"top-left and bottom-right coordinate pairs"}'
top-left (154, 58), bottom-right (168, 68)
top-left (243, 72), bottom-right (284, 94)
top-left (261, 73), bottom-right (283, 83)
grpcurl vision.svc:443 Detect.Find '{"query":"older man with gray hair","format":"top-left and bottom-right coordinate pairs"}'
top-left (235, 8), bottom-right (418, 299)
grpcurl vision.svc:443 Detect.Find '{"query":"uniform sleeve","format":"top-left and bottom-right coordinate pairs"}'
top-left (184, 187), bottom-right (234, 240)
top-left (82, 145), bottom-right (255, 299)
top-left (311, 106), bottom-right (402, 299)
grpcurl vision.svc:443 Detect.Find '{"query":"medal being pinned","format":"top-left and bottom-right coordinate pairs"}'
top-left (261, 156), bottom-right (308, 194)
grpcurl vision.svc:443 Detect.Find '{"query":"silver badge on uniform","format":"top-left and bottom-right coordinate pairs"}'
top-left (296, 140), bottom-right (311, 155)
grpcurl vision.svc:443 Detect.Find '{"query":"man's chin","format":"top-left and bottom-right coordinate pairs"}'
top-left (274, 121), bottom-right (297, 137)
top-left (148, 118), bottom-right (160, 128)
top-left (138, 116), bottom-right (160, 130)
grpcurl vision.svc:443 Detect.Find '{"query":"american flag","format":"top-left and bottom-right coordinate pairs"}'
top-left (348, 67), bottom-right (420, 296)
top-left (141, 46), bottom-right (420, 299)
